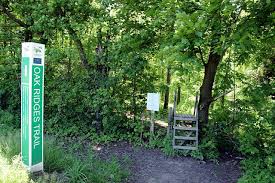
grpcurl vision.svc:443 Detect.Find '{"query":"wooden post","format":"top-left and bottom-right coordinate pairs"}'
top-left (173, 90), bottom-right (177, 116)
top-left (167, 107), bottom-right (173, 135)
top-left (177, 86), bottom-right (181, 105)
top-left (140, 112), bottom-right (144, 141)
top-left (163, 67), bottom-right (171, 110)
top-left (150, 110), bottom-right (155, 135)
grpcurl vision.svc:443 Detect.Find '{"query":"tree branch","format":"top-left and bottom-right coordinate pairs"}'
top-left (200, 89), bottom-right (233, 110)
top-left (211, 89), bottom-right (234, 102)
top-left (0, 3), bottom-right (28, 28)
top-left (66, 25), bottom-right (90, 69)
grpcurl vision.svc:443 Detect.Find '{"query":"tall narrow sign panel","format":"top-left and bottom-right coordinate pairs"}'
top-left (21, 42), bottom-right (45, 172)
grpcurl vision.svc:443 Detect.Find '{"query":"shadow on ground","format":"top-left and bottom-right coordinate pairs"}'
top-left (94, 141), bottom-right (241, 183)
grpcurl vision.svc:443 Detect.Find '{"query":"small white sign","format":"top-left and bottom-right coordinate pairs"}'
top-left (147, 93), bottom-right (160, 111)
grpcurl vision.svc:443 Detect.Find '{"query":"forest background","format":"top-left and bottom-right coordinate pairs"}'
top-left (0, 0), bottom-right (274, 182)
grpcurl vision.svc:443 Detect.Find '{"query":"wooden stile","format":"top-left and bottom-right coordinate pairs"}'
top-left (171, 92), bottom-right (199, 150)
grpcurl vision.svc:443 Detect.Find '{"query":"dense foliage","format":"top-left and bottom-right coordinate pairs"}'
top-left (0, 0), bottom-right (274, 182)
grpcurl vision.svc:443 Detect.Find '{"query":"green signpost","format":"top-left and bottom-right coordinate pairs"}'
top-left (21, 42), bottom-right (45, 172)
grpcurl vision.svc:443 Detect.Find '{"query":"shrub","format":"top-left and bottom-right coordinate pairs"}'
top-left (238, 158), bottom-right (275, 183)
top-left (0, 110), bottom-right (19, 129)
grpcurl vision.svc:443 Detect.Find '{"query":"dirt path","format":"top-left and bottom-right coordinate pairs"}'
top-left (95, 141), bottom-right (241, 183)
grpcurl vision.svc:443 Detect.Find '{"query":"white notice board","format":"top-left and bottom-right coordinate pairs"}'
top-left (146, 93), bottom-right (160, 111)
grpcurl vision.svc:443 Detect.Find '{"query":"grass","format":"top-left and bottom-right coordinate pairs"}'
top-left (0, 130), bottom-right (21, 162)
top-left (0, 155), bottom-right (30, 183)
top-left (0, 126), bottom-right (129, 183)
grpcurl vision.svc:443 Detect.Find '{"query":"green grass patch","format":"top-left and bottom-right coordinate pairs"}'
top-left (44, 138), bottom-right (69, 173)
top-left (0, 155), bottom-right (30, 183)
top-left (0, 128), bottom-right (129, 183)
top-left (0, 130), bottom-right (21, 162)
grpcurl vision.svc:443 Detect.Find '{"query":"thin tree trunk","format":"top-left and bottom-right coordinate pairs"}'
top-left (66, 40), bottom-right (72, 80)
top-left (95, 28), bottom-right (103, 134)
top-left (94, 28), bottom-right (110, 133)
top-left (198, 49), bottom-right (222, 133)
top-left (132, 75), bottom-right (137, 123)
top-left (163, 66), bottom-right (171, 110)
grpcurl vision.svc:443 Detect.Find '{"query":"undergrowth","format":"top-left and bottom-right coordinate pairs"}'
top-left (0, 126), bottom-right (129, 183)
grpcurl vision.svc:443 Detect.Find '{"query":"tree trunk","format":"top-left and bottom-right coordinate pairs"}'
top-left (132, 75), bottom-right (137, 123)
top-left (24, 29), bottom-right (33, 42)
top-left (198, 49), bottom-right (222, 133)
top-left (94, 28), bottom-right (110, 134)
top-left (163, 66), bottom-right (171, 110)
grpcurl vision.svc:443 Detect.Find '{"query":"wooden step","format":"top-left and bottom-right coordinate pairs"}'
top-left (173, 145), bottom-right (197, 150)
top-left (174, 116), bottom-right (197, 121)
top-left (174, 136), bottom-right (197, 140)
top-left (174, 114), bottom-right (194, 118)
top-left (174, 126), bottom-right (197, 131)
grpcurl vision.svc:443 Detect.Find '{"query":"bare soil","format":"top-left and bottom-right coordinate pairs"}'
top-left (95, 141), bottom-right (241, 183)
